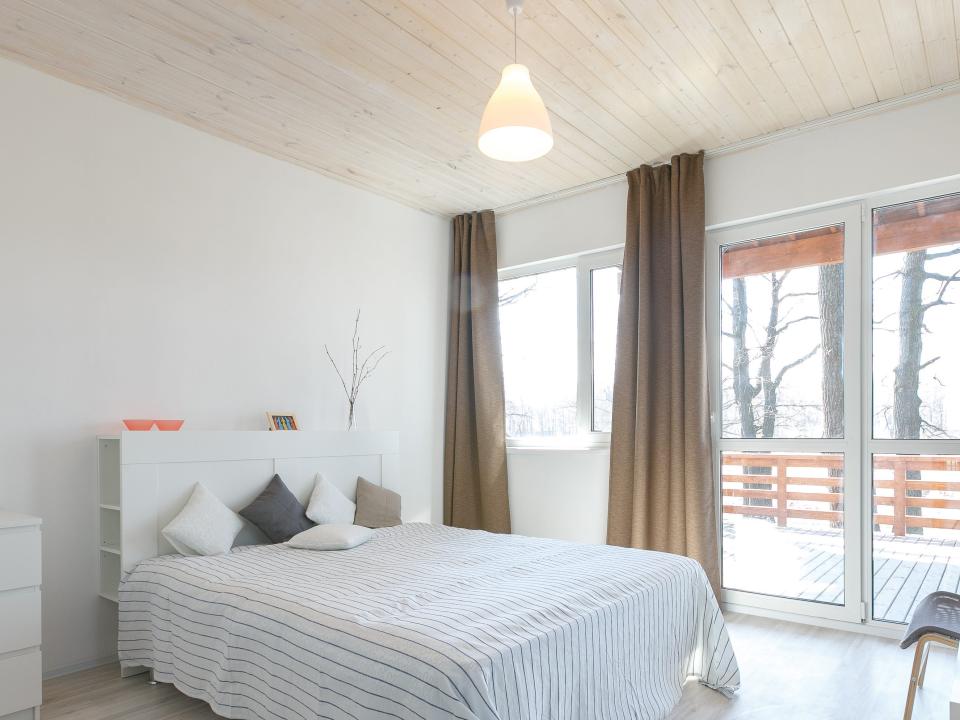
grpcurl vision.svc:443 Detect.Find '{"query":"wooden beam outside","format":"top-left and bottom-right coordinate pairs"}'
top-left (722, 225), bottom-right (842, 279)
top-left (874, 211), bottom-right (960, 256)
top-left (722, 207), bottom-right (960, 280)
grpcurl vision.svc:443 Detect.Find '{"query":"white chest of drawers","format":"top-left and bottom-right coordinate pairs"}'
top-left (0, 511), bottom-right (42, 720)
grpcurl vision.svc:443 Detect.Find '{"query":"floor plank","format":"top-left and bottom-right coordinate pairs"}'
top-left (670, 613), bottom-right (951, 719)
top-left (42, 613), bottom-right (951, 719)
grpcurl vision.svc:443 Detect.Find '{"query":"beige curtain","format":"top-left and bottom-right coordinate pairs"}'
top-left (607, 152), bottom-right (719, 592)
top-left (443, 210), bottom-right (511, 534)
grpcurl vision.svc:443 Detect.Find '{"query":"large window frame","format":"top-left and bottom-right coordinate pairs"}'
top-left (708, 203), bottom-right (864, 625)
top-left (499, 248), bottom-right (622, 449)
top-left (861, 181), bottom-right (960, 630)
top-left (707, 175), bottom-right (960, 634)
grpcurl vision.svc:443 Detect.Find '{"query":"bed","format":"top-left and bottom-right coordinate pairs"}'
top-left (118, 522), bottom-right (739, 720)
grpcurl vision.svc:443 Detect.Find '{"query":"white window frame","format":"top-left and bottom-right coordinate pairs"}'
top-left (499, 247), bottom-right (623, 449)
top-left (708, 203), bottom-right (864, 625)
top-left (707, 174), bottom-right (960, 635)
top-left (862, 178), bottom-right (960, 628)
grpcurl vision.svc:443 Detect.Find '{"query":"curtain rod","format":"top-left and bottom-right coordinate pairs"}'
top-left (493, 80), bottom-right (960, 216)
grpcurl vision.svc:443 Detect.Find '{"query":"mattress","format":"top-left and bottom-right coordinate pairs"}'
top-left (118, 522), bottom-right (739, 719)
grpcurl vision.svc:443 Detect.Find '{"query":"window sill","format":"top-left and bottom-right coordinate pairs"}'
top-left (506, 443), bottom-right (611, 455)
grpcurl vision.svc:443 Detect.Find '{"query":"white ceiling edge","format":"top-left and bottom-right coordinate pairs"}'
top-left (493, 80), bottom-right (960, 217)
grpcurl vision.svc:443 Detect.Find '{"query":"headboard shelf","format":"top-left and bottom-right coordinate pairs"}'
top-left (118, 430), bottom-right (400, 464)
top-left (97, 430), bottom-right (399, 601)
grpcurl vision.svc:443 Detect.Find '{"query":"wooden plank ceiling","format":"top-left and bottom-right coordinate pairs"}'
top-left (1, 1), bottom-right (958, 216)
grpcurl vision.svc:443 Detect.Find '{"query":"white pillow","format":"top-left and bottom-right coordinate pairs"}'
top-left (161, 483), bottom-right (243, 556)
top-left (306, 473), bottom-right (356, 525)
top-left (286, 524), bottom-right (373, 551)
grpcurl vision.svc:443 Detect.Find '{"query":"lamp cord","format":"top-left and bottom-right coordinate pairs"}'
top-left (514, 12), bottom-right (518, 63)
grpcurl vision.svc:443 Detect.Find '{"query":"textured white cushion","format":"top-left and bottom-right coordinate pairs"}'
top-left (305, 473), bottom-right (356, 525)
top-left (161, 483), bottom-right (243, 556)
top-left (285, 524), bottom-right (374, 551)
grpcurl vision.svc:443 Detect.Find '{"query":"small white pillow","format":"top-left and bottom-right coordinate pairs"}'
top-left (286, 524), bottom-right (373, 551)
top-left (161, 484), bottom-right (243, 556)
top-left (306, 473), bottom-right (356, 525)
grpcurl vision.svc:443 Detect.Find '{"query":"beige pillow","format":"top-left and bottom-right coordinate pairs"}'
top-left (354, 477), bottom-right (401, 528)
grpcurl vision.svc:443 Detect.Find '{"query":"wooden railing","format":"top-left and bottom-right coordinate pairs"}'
top-left (722, 453), bottom-right (960, 536)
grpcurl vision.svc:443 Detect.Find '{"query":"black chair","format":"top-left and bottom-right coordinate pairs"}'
top-left (900, 591), bottom-right (960, 720)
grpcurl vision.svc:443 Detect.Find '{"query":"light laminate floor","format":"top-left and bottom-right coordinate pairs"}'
top-left (670, 613), bottom-right (951, 719)
top-left (43, 613), bottom-right (951, 719)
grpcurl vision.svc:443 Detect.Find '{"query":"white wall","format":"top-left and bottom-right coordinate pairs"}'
top-left (507, 449), bottom-right (609, 543)
top-left (497, 182), bottom-right (626, 270)
top-left (705, 90), bottom-right (960, 228)
top-left (499, 88), bottom-right (960, 545)
top-left (0, 58), bottom-right (450, 675)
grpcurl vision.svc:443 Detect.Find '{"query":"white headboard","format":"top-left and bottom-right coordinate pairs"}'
top-left (104, 431), bottom-right (399, 574)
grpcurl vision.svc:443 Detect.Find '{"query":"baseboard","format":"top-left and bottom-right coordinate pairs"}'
top-left (43, 653), bottom-right (117, 679)
top-left (722, 602), bottom-right (904, 640)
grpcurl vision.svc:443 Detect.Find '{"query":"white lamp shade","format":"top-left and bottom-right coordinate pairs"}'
top-left (478, 64), bottom-right (553, 162)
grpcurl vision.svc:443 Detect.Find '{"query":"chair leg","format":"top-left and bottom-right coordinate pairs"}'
top-left (903, 637), bottom-right (927, 720)
top-left (917, 641), bottom-right (931, 689)
top-left (916, 635), bottom-right (959, 689)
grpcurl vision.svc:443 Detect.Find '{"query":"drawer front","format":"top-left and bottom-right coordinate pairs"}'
top-left (0, 588), bottom-right (41, 654)
top-left (0, 649), bottom-right (41, 716)
top-left (0, 528), bottom-right (41, 592)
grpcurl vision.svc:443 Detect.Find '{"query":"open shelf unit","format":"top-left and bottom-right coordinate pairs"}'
top-left (98, 436), bottom-right (121, 602)
top-left (93, 430), bottom-right (400, 606)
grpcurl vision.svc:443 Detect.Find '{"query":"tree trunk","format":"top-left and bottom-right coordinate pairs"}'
top-left (819, 264), bottom-right (844, 527)
top-left (895, 250), bottom-right (927, 534)
top-left (731, 276), bottom-right (790, 507)
top-left (758, 274), bottom-right (785, 439)
top-left (819, 264), bottom-right (844, 438)
top-left (894, 251), bottom-right (926, 439)
top-left (730, 277), bottom-right (758, 438)
top-left (729, 277), bottom-right (771, 507)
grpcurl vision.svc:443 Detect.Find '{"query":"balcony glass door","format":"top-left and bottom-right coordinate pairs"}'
top-left (869, 188), bottom-right (960, 624)
top-left (709, 205), bottom-right (862, 622)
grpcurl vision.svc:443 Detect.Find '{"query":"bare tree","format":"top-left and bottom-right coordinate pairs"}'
top-left (893, 250), bottom-right (960, 436)
top-left (888, 249), bottom-right (960, 532)
top-left (728, 276), bottom-right (758, 438)
top-left (725, 271), bottom-right (820, 507)
top-left (726, 272), bottom-right (821, 438)
top-left (499, 279), bottom-right (536, 307)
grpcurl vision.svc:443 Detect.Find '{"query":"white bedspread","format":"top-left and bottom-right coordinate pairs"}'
top-left (118, 523), bottom-right (739, 719)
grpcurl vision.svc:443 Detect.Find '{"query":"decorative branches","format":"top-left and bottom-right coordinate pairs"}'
top-left (324, 310), bottom-right (389, 430)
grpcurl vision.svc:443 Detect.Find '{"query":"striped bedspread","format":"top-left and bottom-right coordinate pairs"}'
top-left (118, 523), bottom-right (739, 720)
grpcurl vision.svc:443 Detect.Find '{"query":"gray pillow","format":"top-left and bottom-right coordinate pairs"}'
top-left (354, 477), bottom-right (401, 528)
top-left (240, 474), bottom-right (314, 543)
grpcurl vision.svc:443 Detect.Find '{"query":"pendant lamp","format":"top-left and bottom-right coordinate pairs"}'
top-left (478, 0), bottom-right (553, 162)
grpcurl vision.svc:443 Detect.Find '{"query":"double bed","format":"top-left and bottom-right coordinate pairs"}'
top-left (118, 522), bottom-right (739, 720)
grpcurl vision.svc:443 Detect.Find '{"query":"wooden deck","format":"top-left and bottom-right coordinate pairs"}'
top-left (723, 521), bottom-right (960, 623)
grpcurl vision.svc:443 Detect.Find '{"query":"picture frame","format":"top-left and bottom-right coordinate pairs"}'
top-left (266, 412), bottom-right (299, 431)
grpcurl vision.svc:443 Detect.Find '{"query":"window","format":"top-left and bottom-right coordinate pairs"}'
top-left (591, 265), bottom-right (621, 433)
top-left (871, 454), bottom-right (960, 623)
top-left (499, 267), bottom-right (578, 438)
top-left (715, 219), bottom-right (851, 611)
top-left (499, 251), bottom-right (622, 445)
top-left (721, 451), bottom-right (845, 604)
top-left (710, 182), bottom-right (960, 630)
top-left (869, 191), bottom-right (960, 624)
top-left (872, 193), bottom-right (960, 439)
top-left (720, 226), bottom-right (844, 439)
